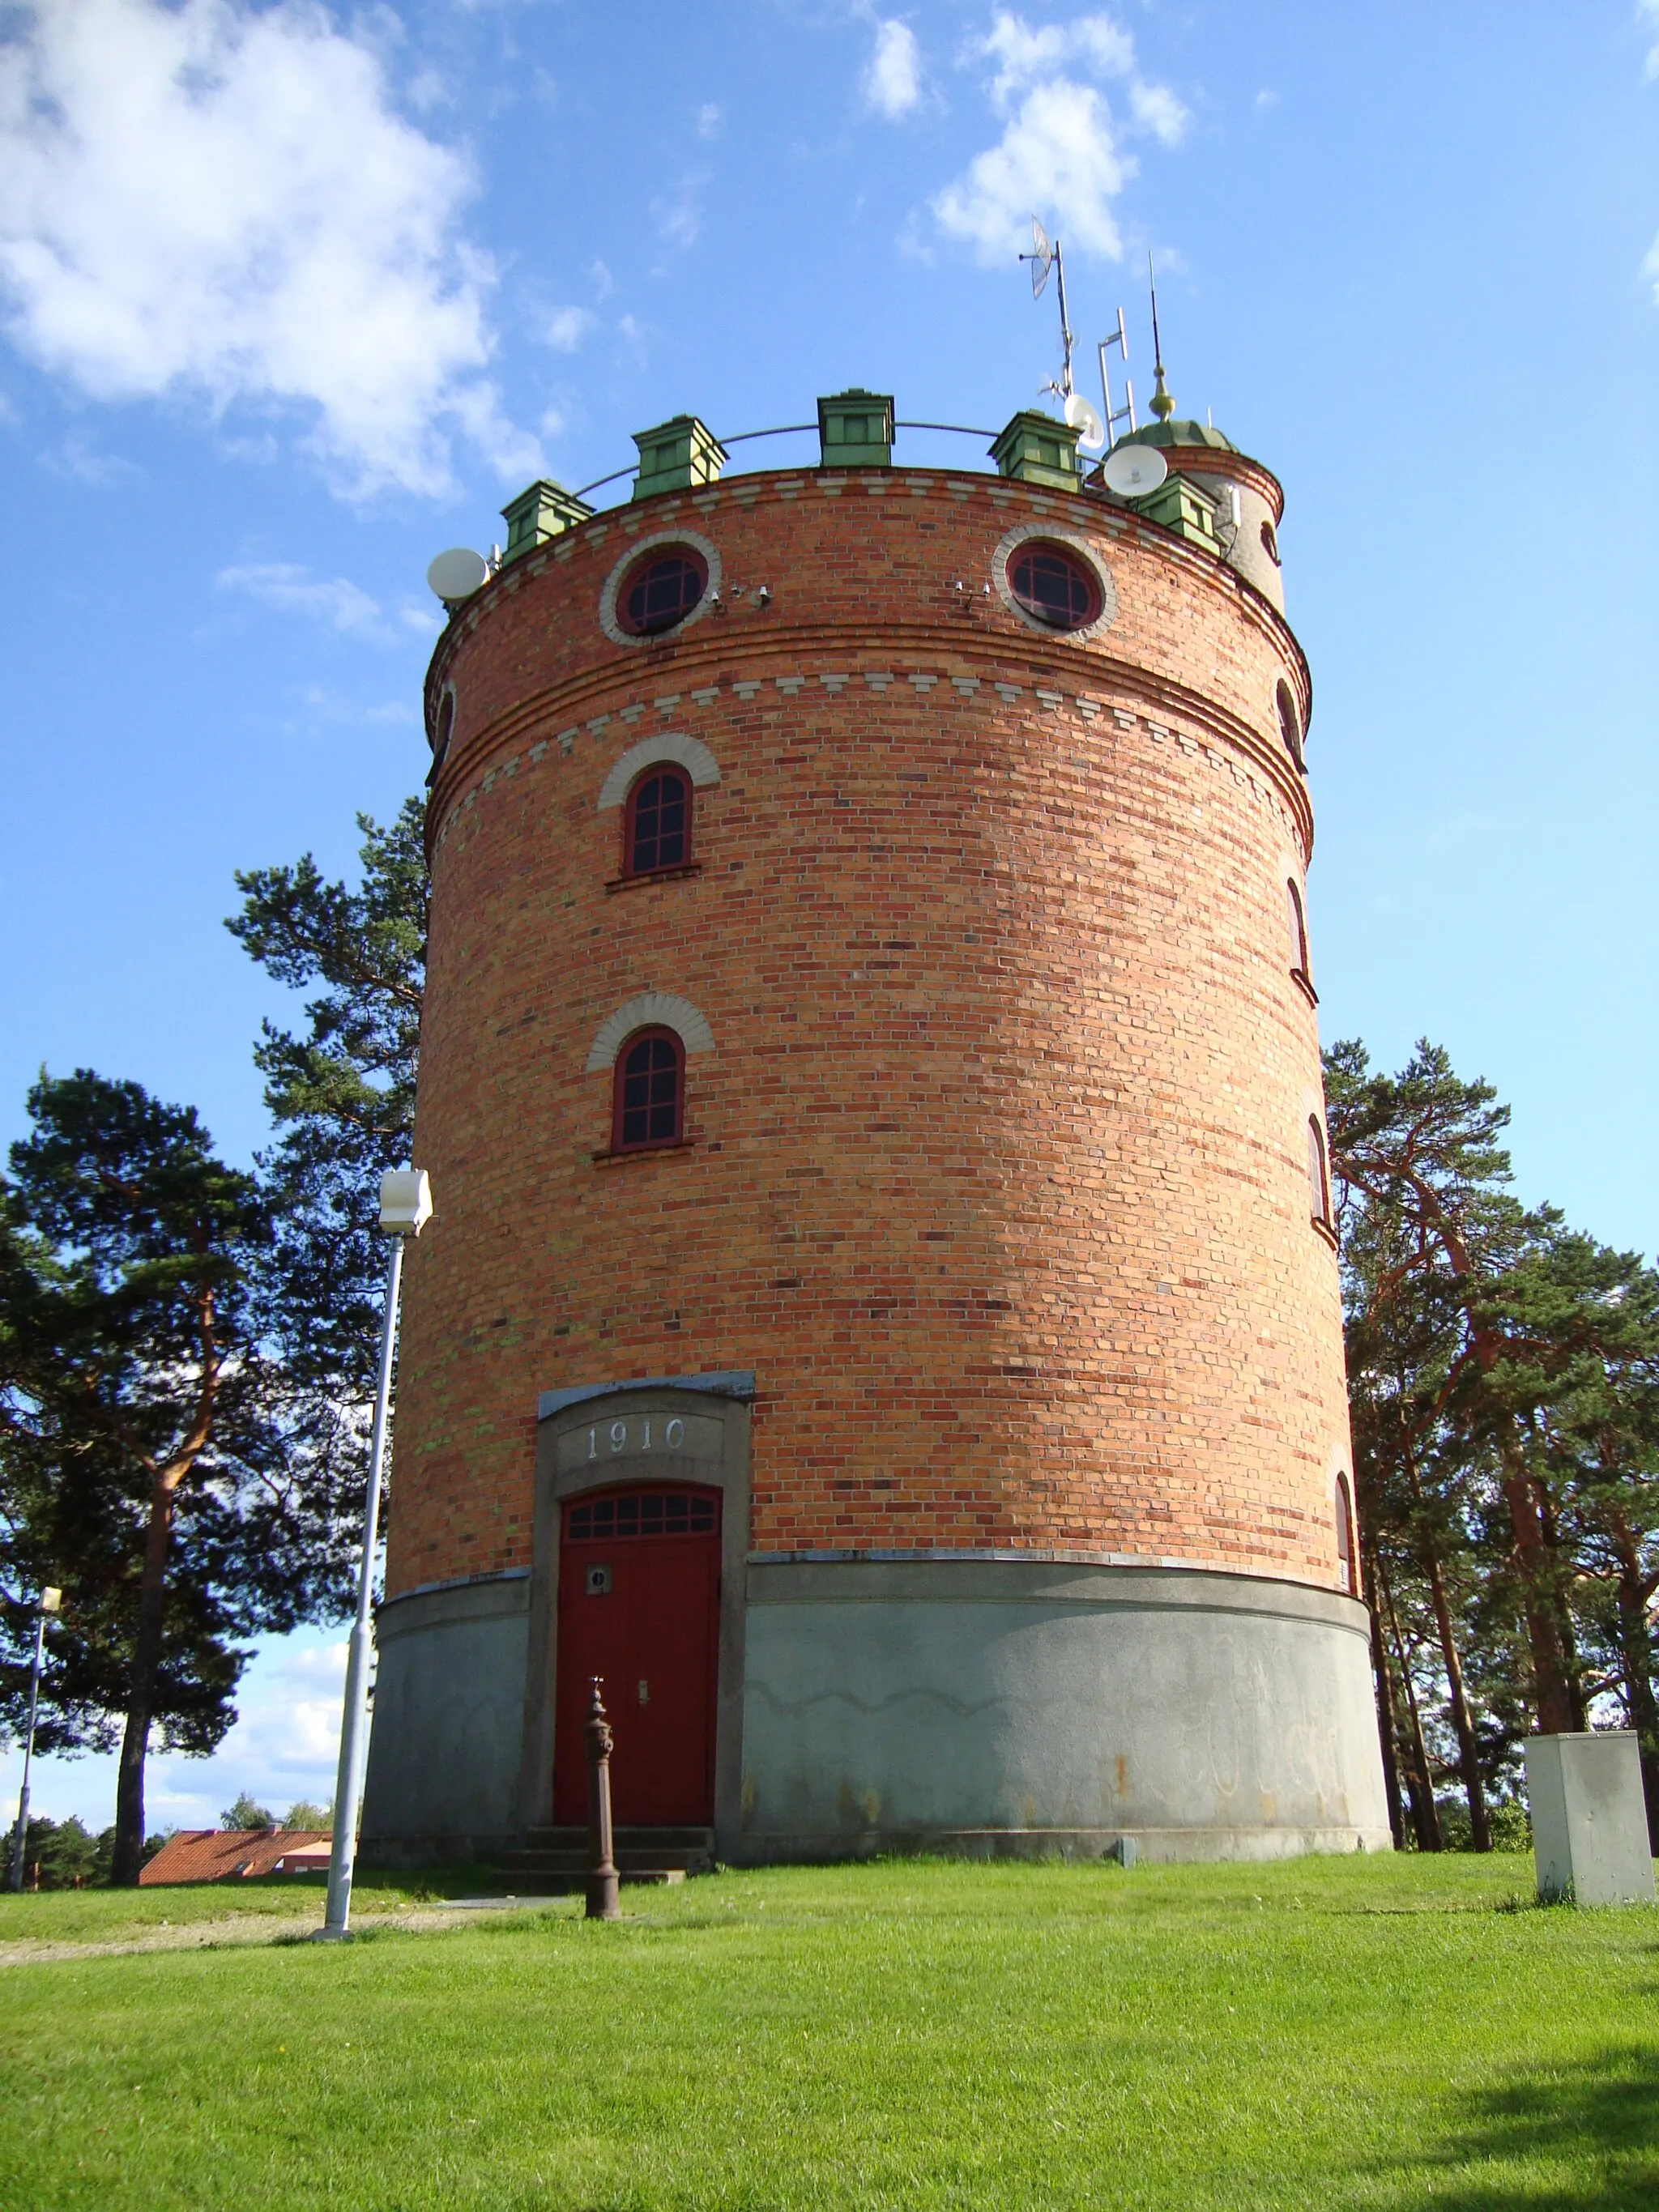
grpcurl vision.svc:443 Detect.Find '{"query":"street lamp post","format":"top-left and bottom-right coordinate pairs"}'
top-left (10, 1587), bottom-right (62, 1893)
top-left (318, 1168), bottom-right (433, 1941)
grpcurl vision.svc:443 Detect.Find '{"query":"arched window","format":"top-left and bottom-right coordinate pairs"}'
top-left (625, 766), bottom-right (692, 876)
top-left (1307, 1115), bottom-right (1333, 1233)
top-left (1260, 518), bottom-right (1282, 566)
top-left (1334, 1473), bottom-right (1358, 1596)
top-left (612, 1028), bottom-right (684, 1152)
top-left (1286, 877), bottom-right (1314, 992)
top-left (1276, 680), bottom-right (1303, 769)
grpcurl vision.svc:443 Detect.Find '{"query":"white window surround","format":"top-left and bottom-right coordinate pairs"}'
top-left (598, 732), bottom-right (721, 812)
top-left (586, 993), bottom-right (715, 1072)
top-left (991, 521), bottom-right (1119, 644)
top-left (598, 528), bottom-right (723, 650)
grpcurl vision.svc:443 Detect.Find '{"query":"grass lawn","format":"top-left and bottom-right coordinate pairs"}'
top-left (0, 1852), bottom-right (1654, 2210)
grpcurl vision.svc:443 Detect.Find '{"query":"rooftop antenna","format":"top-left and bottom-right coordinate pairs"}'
top-left (1148, 253), bottom-right (1175, 423)
top-left (1098, 306), bottom-right (1136, 448)
top-left (1020, 215), bottom-right (1075, 399)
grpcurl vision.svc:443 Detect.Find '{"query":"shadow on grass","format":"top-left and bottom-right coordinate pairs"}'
top-left (1384, 2045), bottom-right (1659, 2210)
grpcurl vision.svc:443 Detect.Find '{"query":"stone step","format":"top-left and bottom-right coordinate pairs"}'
top-left (502, 1825), bottom-right (714, 1878)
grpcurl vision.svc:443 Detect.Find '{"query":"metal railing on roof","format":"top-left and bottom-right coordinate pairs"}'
top-left (570, 420), bottom-right (1002, 505)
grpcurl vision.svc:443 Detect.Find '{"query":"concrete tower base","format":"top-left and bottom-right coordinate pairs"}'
top-left (741, 1556), bottom-right (1390, 1862)
top-left (360, 1553), bottom-right (1390, 1866)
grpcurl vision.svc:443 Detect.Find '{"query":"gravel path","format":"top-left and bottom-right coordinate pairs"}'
top-left (0, 1896), bottom-right (573, 1965)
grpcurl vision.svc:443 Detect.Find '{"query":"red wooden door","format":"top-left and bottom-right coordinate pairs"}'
top-left (552, 1485), bottom-right (721, 1826)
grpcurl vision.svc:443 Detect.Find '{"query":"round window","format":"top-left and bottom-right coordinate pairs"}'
top-left (619, 549), bottom-right (706, 637)
top-left (1007, 541), bottom-right (1101, 631)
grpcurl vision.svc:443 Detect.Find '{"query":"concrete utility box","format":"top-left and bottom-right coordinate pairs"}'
top-left (1525, 1731), bottom-right (1656, 1905)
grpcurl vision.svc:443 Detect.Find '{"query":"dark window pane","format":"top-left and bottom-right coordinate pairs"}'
top-left (1010, 546), bottom-right (1094, 629)
top-left (617, 1033), bottom-right (681, 1148)
top-left (625, 555), bottom-right (705, 634)
top-left (567, 1491), bottom-right (719, 1541)
top-left (629, 770), bottom-right (688, 874)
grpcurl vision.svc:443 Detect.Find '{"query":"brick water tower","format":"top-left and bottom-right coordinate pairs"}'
top-left (361, 381), bottom-right (1390, 1867)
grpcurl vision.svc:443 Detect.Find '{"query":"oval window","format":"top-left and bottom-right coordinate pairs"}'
top-left (1007, 541), bottom-right (1100, 631)
top-left (619, 549), bottom-right (706, 637)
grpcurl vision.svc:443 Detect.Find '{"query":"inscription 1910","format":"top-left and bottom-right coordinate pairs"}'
top-left (554, 1409), bottom-right (722, 1474)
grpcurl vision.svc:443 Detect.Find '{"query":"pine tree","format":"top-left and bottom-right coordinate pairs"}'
top-left (226, 801), bottom-right (425, 1422)
top-left (0, 1073), bottom-right (358, 1883)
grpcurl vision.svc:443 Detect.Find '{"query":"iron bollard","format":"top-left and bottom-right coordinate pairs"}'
top-left (585, 1677), bottom-right (621, 1920)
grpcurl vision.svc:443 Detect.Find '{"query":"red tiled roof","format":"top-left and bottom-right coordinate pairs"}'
top-left (139, 1829), bottom-right (333, 1885)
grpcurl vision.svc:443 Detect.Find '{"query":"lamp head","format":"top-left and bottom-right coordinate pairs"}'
top-left (41, 1588), bottom-right (62, 1615)
top-left (378, 1169), bottom-right (434, 1238)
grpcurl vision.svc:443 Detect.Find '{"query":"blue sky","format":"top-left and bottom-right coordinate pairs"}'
top-left (2, 0), bottom-right (1657, 1832)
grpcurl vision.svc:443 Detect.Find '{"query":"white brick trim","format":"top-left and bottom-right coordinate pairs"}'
top-left (597, 528), bottom-right (722, 649)
top-left (990, 520), bottom-right (1119, 644)
top-left (597, 732), bottom-right (721, 812)
top-left (586, 993), bottom-right (715, 1071)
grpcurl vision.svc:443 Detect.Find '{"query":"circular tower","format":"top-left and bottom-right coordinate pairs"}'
top-left (361, 392), bottom-right (1390, 1867)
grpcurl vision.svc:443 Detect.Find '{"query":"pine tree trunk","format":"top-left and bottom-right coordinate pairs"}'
top-left (1611, 1528), bottom-right (1659, 1852)
top-left (1399, 1443), bottom-right (1491, 1850)
top-left (1380, 1562), bottom-right (1441, 1850)
top-left (110, 1473), bottom-right (180, 1886)
top-left (1365, 1550), bottom-right (1407, 1849)
top-left (1421, 1552), bottom-right (1490, 1850)
top-left (1497, 1451), bottom-right (1576, 1734)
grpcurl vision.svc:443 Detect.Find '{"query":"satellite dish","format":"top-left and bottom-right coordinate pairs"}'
top-left (426, 547), bottom-right (488, 603)
top-left (1027, 214), bottom-right (1053, 298)
top-left (1101, 444), bottom-right (1168, 498)
top-left (1064, 391), bottom-right (1107, 452)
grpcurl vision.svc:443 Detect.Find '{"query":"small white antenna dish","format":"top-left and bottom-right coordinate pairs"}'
top-left (426, 547), bottom-right (488, 604)
top-left (1025, 215), bottom-right (1054, 298)
top-left (1019, 214), bottom-right (1074, 397)
top-left (1064, 391), bottom-right (1107, 452)
top-left (1101, 444), bottom-right (1168, 499)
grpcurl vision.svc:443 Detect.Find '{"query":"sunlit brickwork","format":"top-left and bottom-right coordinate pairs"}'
top-left (386, 455), bottom-right (1350, 1605)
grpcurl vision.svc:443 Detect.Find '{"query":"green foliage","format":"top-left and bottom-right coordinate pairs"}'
top-left (227, 802), bottom-right (427, 1519)
top-left (1328, 1038), bottom-right (1659, 1854)
top-left (281, 1799), bottom-right (331, 1831)
top-left (0, 1813), bottom-right (111, 1890)
top-left (220, 1791), bottom-right (275, 1831)
top-left (0, 1072), bottom-right (364, 1878)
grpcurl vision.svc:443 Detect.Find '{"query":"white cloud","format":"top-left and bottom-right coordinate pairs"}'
top-left (42, 432), bottom-right (141, 484)
top-left (933, 11), bottom-right (1187, 263)
top-left (1644, 0), bottom-right (1659, 80)
top-left (651, 180), bottom-right (703, 249)
top-left (1129, 79), bottom-right (1187, 148)
top-left (696, 100), bottom-right (722, 138)
top-left (0, 0), bottom-right (538, 499)
top-left (542, 306), bottom-right (598, 353)
top-left (1646, 232), bottom-right (1659, 305)
top-left (218, 561), bottom-right (386, 637)
top-left (864, 19), bottom-right (923, 119)
top-left (934, 79), bottom-right (1128, 261)
top-left (975, 11), bottom-right (1133, 106)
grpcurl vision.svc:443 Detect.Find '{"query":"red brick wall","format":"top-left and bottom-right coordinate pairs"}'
top-left (387, 467), bottom-right (1351, 1598)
